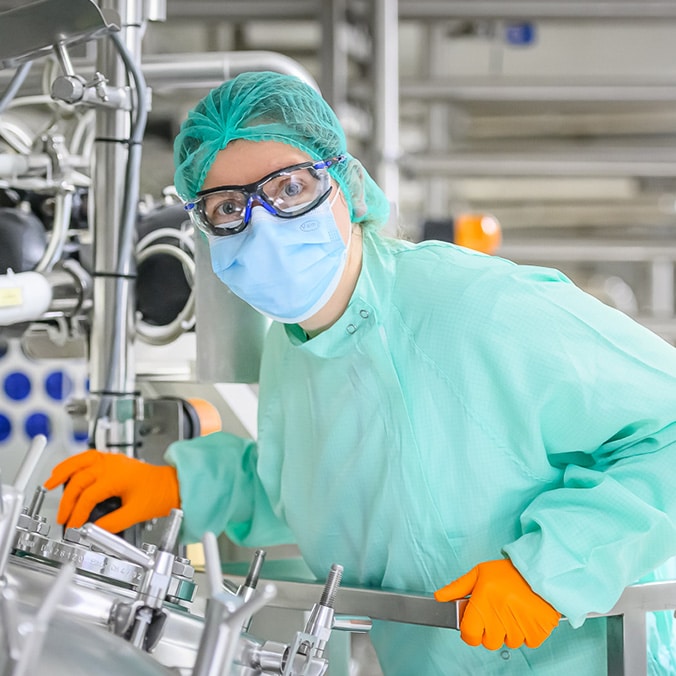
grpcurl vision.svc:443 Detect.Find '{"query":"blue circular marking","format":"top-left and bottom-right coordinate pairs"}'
top-left (25, 412), bottom-right (51, 439)
top-left (0, 414), bottom-right (11, 442)
top-left (73, 428), bottom-right (89, 443)
top-left (45, 371), bottom-right (74, 401)
top-left (4, 372), bottom-right (31, 401)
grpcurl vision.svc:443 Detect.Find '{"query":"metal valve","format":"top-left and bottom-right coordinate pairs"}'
top-left (17, 487), bottom-right (49, 536)
top-left (79, 508), bottom-right (185, 652)
top-left (244, 563), bottom-right (346, 676)
top-left (192, 533), bottom-right (277, 676)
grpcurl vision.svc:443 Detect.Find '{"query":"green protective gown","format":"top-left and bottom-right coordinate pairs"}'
top-left (166, 230), bottom-right (676, 675)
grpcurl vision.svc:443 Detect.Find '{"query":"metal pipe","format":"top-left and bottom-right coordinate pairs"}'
top-left (165, 0), bottom-right (318, 19)
top-left (0, 52), bottom-right (320, 92)
top-left (79, 522), bottom-right (155, 569)
top-left (13, 434), bottom-right (48, 494)
top-left (35, 189), bottom-right (74, 273)
top-left (0, 61), bottom-right (31, 113)
top-left (141, 51), bottom-right (319, 91)
top-left (319, 0), bottom-right (347, 109)
top-left (89, 0), bottom-right (145, 456)
top-left (649, 258), bottom-right (674, 319)
top-left (162, 0), bottom-right (676, 21)
top-left (423, 24), bottom-right (451, 220)
top-left (0, 486), bottom-right (23, 578)
top-left (202, 532), bottom-right (224, 598)
top-left (606, 613), bottom-right (647, 676)
top-left (222, 571), bottom-right (676, 633)
top-left (373, 0), bottom-right (400, 219)
top-left (400, 80), bottom-right (676, 103)
top-left (397, 1), bottom-right (676, 20)
top-left (402, 150), bottom-right (676, 177)
top-left (498, 240), bottom-right (676, 262)
top-left (43, 259), bottom-right (92, 318)
top-left (192, 584), bottom-right (276, 676)
top-left (223, 571), bottom-right (467, 629)
top-left (157, 508), bottom-right (182, 552)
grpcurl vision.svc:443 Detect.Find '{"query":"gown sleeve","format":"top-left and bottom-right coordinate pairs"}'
top-left (164, 431), bottom-right (295, 547)
top-left (480, 265), bottom-right (676, 627)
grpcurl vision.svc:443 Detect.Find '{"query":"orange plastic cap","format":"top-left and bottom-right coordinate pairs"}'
top-left (454, 213), bottom-right (502, 254)
top-left (187, 397), bottom-right (222, 436)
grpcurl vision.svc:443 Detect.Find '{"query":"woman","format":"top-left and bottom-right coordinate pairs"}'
top-left (45, 71), bottom-right (676, 675)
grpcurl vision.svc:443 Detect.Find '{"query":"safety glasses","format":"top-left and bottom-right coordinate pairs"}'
top-left (184, 154), bottom-right (346, 237)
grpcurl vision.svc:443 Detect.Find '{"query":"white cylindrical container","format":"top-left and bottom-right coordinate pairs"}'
top-left (0, 270), bottom-right (52, 325)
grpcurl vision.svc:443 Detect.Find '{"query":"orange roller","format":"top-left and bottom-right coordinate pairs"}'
top-left (187, 397), bottom-right (222, 436)
top-left (454, 213), bottom-right (502, 255)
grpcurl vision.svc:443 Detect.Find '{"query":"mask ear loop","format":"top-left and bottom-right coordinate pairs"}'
top-left (329, 184), bottom-right (341, 208)
top-left (329, 184), bottom-right (353, 252)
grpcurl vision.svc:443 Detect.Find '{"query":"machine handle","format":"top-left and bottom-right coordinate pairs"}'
top-left (79, 522), bottom-right (154, 569)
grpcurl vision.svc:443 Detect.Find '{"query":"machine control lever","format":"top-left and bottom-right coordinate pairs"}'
top-left (192, 533), bottom-right (276, 676)
top-left (239, 549), bottom-right (266, 632)
top-left (79, 509), bottom-right (185, 651)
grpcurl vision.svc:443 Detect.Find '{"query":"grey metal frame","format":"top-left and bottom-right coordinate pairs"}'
top-left (224, 571), bottom-right (676, 676)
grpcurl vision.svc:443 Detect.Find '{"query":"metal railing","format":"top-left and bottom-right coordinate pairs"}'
top-left (223, 569), bottom-right (676, 676)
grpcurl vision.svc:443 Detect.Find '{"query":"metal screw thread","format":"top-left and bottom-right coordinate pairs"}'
top-left (158, 508), bottom-right (183, 552)
top-left (244, 549), bottom-right (266, 589)
top-left (27, 486), bottom-right (46, 518)
top-left (320, 564), bottom-right (343, 608)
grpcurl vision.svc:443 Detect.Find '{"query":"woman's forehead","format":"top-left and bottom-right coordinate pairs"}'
top-left (203, 139), bottom-right (312, 190)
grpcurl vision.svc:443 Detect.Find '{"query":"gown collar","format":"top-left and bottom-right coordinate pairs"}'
top-left (283, 229), bottom-right (395, 357)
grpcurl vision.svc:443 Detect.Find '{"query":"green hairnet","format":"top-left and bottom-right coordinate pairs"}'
top-left (173, 71), bottom-right (390, 231)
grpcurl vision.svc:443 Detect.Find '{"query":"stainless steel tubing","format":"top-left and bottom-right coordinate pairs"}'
top-left (142, 51), bottom-right (319, 91)
top-left (223, 571), bottom-right (676, 676)
top-left (373, 0), bottom-right (400, 214)
top-left (89, 0), bottom-right (146, 457)
top-left (498, 240), bottom-right (676, 263)
top-left (12, 434), bottom-right (47, 494)
top-left (0, 487), bottom-right (23, 577)
top-left (202, 531), bottom-right (225, 598)
top-left (0, 51), bottom-right (320, 93)
top-left (191, 584), bottom-right (276, 676)
top-left (44, 259), bottom-right (93, 317)
top-left (165, 0), bottom-right (318, 20)
top-left (163, 0), bottom-right (676, 21)
top-left (225, 572), bottom-right (468, 630)
top-left (397, 1), bottom-right (676, 20)
top-left (0, 61), bottom-right (31, 113)
top-left (35, 189), bottom-right (74, 273)
top-left (400, 80), bottom-right (676, 103)
top-left (402, 149), bottom-right (676, 177)
top-left (80, 523), bottom-right (155, 569)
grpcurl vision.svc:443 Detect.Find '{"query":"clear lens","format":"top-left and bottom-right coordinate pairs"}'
top-left (192, 161), bottom-right (334, 236)
top-left (261, 166), bottom-right (330, 215)
top-left (201, 190), bottom-right (248, 227)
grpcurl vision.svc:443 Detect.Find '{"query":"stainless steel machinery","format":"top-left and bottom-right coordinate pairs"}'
top-left (1, 2), bottom-right (675, 675)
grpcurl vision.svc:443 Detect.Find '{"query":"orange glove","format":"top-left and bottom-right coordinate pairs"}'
top-left (43, 449), bottom-right (180, 533)
top-left (434, 559), bottom-right (561, 651)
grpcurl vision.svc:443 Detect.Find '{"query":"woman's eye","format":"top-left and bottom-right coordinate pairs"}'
top-left (217, 201), bottom-right (238, 215)
top-left (206, 198), bottom-right (240, 222)
top-left (282, 180), bottom-right (304, 197)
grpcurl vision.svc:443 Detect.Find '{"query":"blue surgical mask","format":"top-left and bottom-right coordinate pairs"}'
top-left (206, 194), bottom-right (349, 323)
